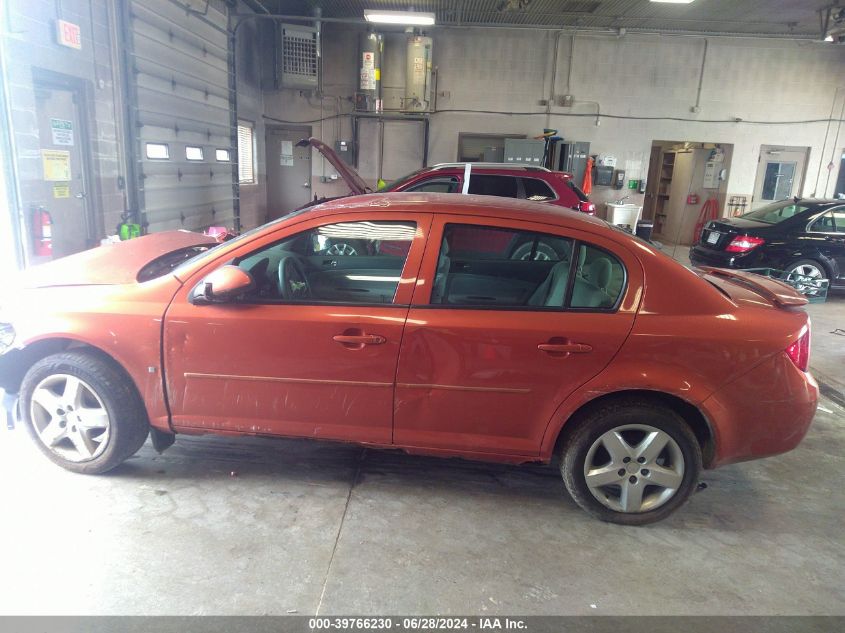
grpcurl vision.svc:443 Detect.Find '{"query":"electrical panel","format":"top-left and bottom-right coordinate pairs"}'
top-left (504, 139), bottom-right (545, 165)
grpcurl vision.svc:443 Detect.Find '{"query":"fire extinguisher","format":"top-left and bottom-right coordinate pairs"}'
top-left (32, 206), bottom-right (53, 257)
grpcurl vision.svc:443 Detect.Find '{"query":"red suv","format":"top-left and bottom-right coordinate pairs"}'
top-left (301, 138), bottom-right (596, 214)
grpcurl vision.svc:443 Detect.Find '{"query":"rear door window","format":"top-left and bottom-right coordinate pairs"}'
top-left (521, 178), bottom-right (556, 202)
top-left (429, 223), bottom-right (624, 310)
top-left (832, 208), bottom-right (845, 233)
top-left (809, 212), bottom-right (836, 233)
top-left (467, 175), bottom-right (518, 198)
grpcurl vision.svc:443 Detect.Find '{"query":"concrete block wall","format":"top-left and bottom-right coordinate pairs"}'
top-left (3, 0), bottom-right (127, 258)
top-left (249, 24), bottom-right (845, 228)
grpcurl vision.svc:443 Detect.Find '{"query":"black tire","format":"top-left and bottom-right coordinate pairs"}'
top-left (784, 259), bottom-right (829, 296)
top-left (560, 399), bottom-right (702, 525)
top-left (20, 350), bottom-right (149, 474)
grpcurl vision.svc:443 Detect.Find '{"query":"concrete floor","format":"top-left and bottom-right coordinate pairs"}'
top-left (0, 271), bottom-right (843, 615)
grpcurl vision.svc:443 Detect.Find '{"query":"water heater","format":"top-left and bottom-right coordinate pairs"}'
top-left (404, 34), bottom-right (433, 112)
top-left (356, 31), bottom-right (383, 112)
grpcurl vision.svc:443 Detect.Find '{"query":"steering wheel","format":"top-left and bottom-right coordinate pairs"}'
top-left (277, 255), bottom-right (311, 301)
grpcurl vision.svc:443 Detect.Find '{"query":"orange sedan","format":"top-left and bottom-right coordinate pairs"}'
top-left (0, 193), bottom-right (817, 524)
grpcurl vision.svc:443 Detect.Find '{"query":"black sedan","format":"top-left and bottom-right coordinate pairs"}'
top-left (689, 199), bottom-right (845, 291)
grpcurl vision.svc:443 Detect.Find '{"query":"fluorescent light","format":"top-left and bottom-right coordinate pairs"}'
top-left (649, 0), bottom-right (695, 4)
top-left (364, 9), bottom-right (435, 25)
top-left (824, 34), bottom-right (834, 42)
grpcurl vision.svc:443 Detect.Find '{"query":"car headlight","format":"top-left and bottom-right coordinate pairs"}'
top-left (0, 323), bottom-right (14, 353)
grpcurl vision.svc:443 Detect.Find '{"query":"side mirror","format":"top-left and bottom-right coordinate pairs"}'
top-left (195, 265), bottom-right (254, 304)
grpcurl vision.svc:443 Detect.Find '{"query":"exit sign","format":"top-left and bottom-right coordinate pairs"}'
top-left (56, 20), bottom-right (81, 50)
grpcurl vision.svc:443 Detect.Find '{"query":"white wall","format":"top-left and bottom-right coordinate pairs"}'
top-left (243, 23), bottom-right (845, 229)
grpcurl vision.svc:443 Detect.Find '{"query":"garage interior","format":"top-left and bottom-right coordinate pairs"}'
top-left (0, 0), bottom-right (844, 619)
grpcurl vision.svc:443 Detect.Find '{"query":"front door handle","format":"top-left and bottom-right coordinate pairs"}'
top-left (538, 342), bottom-right (593, 354)
top-left (333, 334), bottom-right (386, 346)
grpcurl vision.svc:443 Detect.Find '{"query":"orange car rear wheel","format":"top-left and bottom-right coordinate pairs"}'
top-left (561, 398), bottom-right (702, 525)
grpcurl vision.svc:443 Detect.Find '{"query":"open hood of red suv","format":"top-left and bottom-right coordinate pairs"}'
top-left (296, 137), bottom-right (372, 196)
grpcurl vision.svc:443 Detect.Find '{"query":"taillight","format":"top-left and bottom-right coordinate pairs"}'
top-left (725, 235), bottom-right (765, 253)
top-left (785, 327), bottom-right (810, 372)
top-left (578, 201), bottom-right (596, 214)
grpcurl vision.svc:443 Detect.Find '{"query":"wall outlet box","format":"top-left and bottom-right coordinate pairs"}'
top-left (538, 99), bottom-right (550, 106)
top-left (558, 94), bottom-right (574, 107)
top-left (690, 105), bottom-right (700, 113)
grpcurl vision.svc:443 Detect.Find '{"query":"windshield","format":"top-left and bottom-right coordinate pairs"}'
top-left (171, 210), bottom-right (308, 278)
top-left (738, 201), bottom-right (811, 224)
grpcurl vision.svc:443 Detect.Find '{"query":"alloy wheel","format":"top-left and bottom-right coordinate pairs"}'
top-left (583, 424), bottom-right (685, 513)
top-left (29, 374), bottom-right (111, 462)
top-left (787, 263), bottom-right (824, 294)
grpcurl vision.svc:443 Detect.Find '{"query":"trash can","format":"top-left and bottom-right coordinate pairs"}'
top-left (636, 220), bottom-right (654, 241)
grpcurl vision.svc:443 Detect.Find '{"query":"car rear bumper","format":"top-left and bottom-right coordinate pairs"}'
top-left (701, 352), bottom-right (818, 468)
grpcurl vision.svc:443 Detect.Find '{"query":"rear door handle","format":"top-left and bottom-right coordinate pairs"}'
top-left (538, 343), bottom-right (593, 354)
top-left (333, 334), bottom-right (386, 346)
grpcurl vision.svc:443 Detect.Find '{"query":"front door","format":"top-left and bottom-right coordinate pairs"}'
top-left (27, 80), bottom-right (92, 262)
top-left (164, 212), bottom-right (431, 444)
top-left (265, 126), bottom-right (312, 220)
top-left (394, 217), bottom-right (640, 457)
top-left (752, 146), bottom-right (808, 210)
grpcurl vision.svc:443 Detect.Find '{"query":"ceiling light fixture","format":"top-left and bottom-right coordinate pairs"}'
top-left (824, 34), bottom-right (834, 42)
top-left (649, 0), bottom-right (696, 4)
top-left (364, 10), bottom-right (436, 26)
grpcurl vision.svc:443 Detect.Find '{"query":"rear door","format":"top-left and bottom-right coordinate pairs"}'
top-left (808, 208), bottom-right (845, 281)
top-left (394, 216), bottom-right (641, 457)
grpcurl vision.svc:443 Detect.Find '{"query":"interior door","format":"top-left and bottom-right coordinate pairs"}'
top-left (394, 216), bottom-right (641, 457)
top-left (30, 82), bottom-right (92, 261)
top-left (266, 126), bottom-right (312, 220)
top-left (752, 146), bottom-right (808, 209)
top-left (164, 212), bottom-right (432, 444)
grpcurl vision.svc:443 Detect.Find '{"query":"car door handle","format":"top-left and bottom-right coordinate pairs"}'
top-left (333, 334), bottom-right (386, 346)
top-left (537, 342), bottom-right (593, 354)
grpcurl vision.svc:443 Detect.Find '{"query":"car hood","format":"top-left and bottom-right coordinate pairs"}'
top-left (9, 230), bottom-right (216, 289)
top-left (296, 137), bottom-right (372, 195)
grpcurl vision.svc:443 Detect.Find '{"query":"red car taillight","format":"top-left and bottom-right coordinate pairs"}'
top-left (725, 235), bottom-right (765, 253)
top-left (578, 201), bottom-right (596, 214)
top-left (785, 327), bottom-right (810, 372)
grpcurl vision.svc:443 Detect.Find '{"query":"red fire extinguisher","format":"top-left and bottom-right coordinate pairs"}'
top-left (32, 206), bottom-right (53, 257)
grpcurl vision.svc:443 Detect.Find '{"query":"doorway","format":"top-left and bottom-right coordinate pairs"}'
top-left (642, 141), bottom-right (733, 249)
top-left (265, 125), bottom-right (312, 220)
top-left (26, 76), bottom-right (95, 262)
top-left (752, 145), bottom-right (809, 209)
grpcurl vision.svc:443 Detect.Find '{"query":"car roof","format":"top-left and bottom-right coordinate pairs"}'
top-left (303, 192), bottom-right (606, 229)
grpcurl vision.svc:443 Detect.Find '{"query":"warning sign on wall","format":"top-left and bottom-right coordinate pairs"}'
top-left (53, 183), bottom-right (71, 198)
top-left (280, 140), bottom-right (294, 167)
top-left (50, 119), bottom-right (74, 146)
top-left (41, 150), bottom-right (71, 181)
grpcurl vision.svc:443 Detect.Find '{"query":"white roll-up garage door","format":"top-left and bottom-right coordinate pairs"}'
top-left (124, 0), bottom-right (237, 233)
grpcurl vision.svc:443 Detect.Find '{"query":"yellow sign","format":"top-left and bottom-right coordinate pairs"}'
top-left (53, 183), bottom-right (70, 198)
top-left (42, 150), bottom-right (71, 181)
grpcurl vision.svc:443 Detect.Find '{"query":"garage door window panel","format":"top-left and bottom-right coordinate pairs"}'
top-left (234, 221), bottom-right (418, 305)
